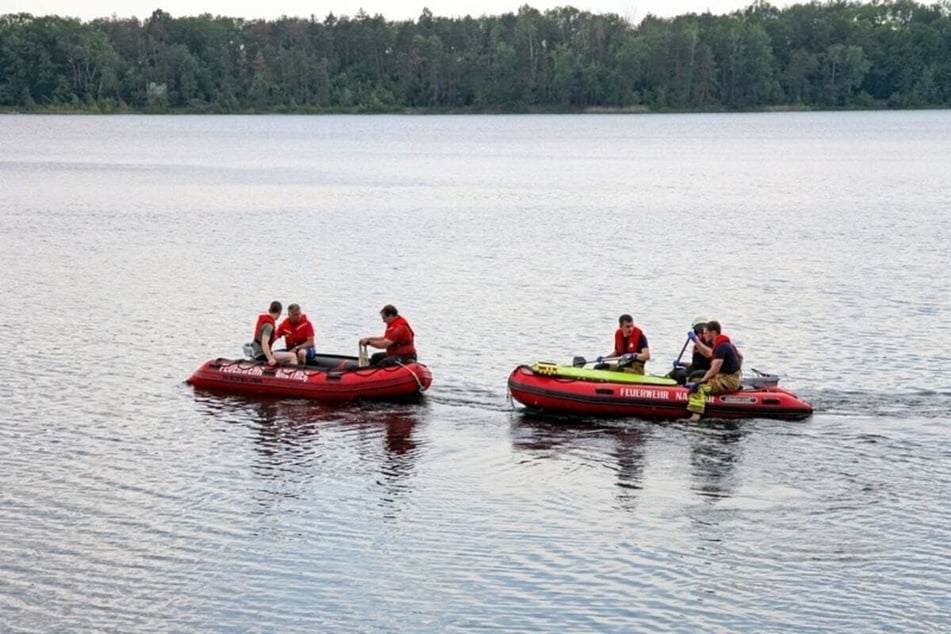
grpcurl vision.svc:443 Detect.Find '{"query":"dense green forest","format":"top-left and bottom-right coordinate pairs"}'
top-left (1, 0), bottom-right (949, 113)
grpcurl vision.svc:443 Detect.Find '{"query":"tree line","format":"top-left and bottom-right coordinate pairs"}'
top-left (1, 0), bottom-right (949, 113)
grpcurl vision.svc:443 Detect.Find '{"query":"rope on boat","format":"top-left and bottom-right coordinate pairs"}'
top-left (395, 360), bottom-right (426, 392)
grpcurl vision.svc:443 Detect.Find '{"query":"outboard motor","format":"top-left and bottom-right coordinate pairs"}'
top-left (742, 368), bottom-right (781, 389)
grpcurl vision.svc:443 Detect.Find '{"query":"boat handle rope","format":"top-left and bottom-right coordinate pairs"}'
top-left (394, 360), bottom-right (426, 392)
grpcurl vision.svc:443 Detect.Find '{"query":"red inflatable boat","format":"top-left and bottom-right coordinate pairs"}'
top-left (187, 354), bottom-right (432, 401)
top-left (508, 362), bottom-right (812, 421)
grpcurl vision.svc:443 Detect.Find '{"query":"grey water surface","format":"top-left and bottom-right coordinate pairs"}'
top-left (0, 112), bottom-right (949, 632)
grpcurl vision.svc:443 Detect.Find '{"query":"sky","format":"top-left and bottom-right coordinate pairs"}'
top-left (1, 1), bottom-right (799, 23)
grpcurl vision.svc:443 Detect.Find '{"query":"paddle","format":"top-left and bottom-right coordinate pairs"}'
top-left (572, 355), bottom-right (621, 367)
top-left (673, 336), bottom-right (691, 366)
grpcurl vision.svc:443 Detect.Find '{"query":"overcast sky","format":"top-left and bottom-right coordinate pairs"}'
top-left (2, 1), bottom-right (799, 23)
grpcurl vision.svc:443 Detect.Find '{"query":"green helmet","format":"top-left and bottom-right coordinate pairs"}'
top-left (691, 316), bottom-right (707, 328)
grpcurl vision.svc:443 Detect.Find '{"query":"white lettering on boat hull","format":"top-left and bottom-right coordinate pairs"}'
top-left (620, 388), bottom-right (670, 399)
top-left (218, 364), bottom-right (309, 383)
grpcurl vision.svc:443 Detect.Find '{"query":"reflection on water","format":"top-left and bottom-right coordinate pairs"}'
top-left (511, 413), bottom-right (650, 511)
top-left (612, 427), bottom-right (648, 511)
top-left (192, 390), bottom-right (426, 518)
top-left (250, 399), bottom-right (324, 467)
top-left (685, 421), bottom-right (746, 502)
top-left (512, 413), bottom-right (753, 511)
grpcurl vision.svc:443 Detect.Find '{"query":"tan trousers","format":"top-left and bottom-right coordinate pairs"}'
top-left (687, 371), bottom-right (742, 414)
top-left (615, 361), bottom-right (645, 375)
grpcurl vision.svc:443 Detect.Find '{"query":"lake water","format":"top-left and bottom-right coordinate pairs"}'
top-left (0, 112), bottom-right (949, 632)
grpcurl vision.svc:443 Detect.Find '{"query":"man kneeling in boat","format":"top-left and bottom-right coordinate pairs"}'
top-left (682, 320), bottom-right (743, 422)
top-left (359, 304), bottom-right (418, 366)
top-left (595, 314), bottom-right (650, 374)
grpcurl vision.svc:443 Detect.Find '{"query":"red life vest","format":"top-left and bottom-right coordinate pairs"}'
top-left (385, 315), bottom-right (417, 358)
top-left (613, 326), bottom-right (644, 356)
top-left (276, 314), bottom-right (315, 348)
top-left (253, 313), bottom-right (276, 346)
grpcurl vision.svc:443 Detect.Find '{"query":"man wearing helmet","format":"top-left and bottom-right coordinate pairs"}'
top-left (670, 316), bottom-right (712, 384)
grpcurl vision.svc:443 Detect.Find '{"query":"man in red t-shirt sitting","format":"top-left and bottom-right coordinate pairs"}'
top-left (359, 304), bottom-right (417, 366)
top-left (275, 303), bottom-right (317, 365)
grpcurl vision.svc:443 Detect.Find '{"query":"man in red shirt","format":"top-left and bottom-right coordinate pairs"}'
top-left (275, 303), bottom-right (316, 365)
top-left (359, 304), bottom-right (417, 366)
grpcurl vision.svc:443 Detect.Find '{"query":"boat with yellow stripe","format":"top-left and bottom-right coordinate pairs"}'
top-left (508, 361), bottom-right (812, 421)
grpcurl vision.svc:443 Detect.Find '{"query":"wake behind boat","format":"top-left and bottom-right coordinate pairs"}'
top-left (187, 353), bottom-right (432, 402)
top-left (508, 361), bottom-right (812, 421)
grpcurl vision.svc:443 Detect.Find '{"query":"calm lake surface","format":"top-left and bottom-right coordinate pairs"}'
top-left (1, 112), bottom-right (949, 632)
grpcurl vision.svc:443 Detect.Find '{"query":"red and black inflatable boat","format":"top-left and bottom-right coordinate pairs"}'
top-left (508, 362), bottom-right (812, 421)
top-left (187, 354), bottom-right (432, 401)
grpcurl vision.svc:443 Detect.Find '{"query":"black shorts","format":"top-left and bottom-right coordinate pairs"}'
top-left (370, 352), bottom-right (418, 366)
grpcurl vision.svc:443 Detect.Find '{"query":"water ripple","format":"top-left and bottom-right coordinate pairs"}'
top-left (2, 112), bottom-right (950, 631)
